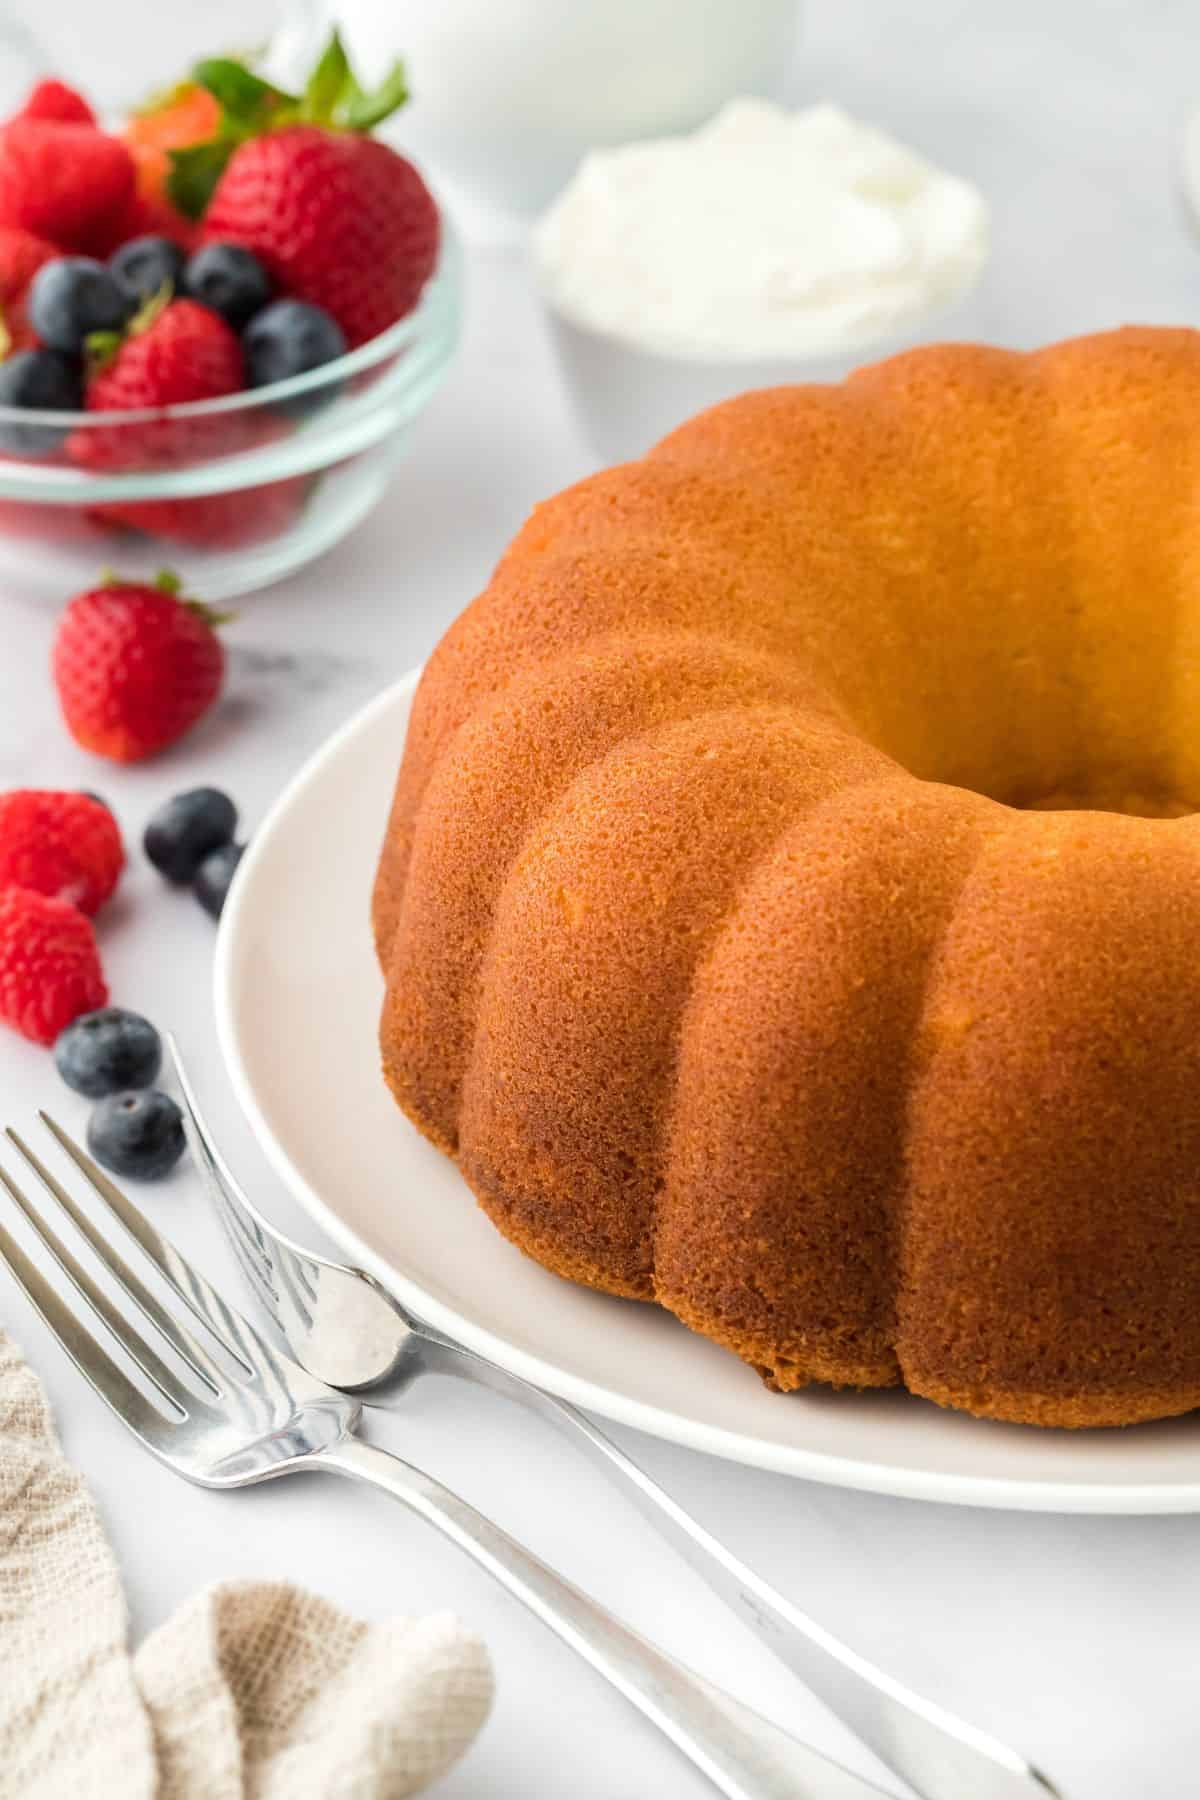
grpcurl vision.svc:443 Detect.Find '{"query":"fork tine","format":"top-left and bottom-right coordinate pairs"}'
top-left (7, 1126), bottom-right (226, 1397)
top-left (0, 1152), bottom-right (190, 1416)
top-left (37, 1113), bottom-right (286, 1382)
top-left (169, 1046), bottom-right (282, 1307)
top-left (216, 1202), bottom-right (282, 1312)
top-left (274, 1257), bottom-right (316, 1326)
top-left (168, 1037), bottom-right (315, 1325)
top-left (0, 1205), bottom-right (168, 1435)
top-left (168, 1033), bottom-right (308, 1298)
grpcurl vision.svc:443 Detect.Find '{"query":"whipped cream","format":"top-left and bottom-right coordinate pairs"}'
top-left (534, 100), bottom-right (989, 361)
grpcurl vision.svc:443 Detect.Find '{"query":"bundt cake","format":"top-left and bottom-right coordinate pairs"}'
top-left (373, 325), bottom-right (1200, 1430)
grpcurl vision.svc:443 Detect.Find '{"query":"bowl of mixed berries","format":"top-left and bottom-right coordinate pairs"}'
top-left (0, 37), bottom-right (460, 598)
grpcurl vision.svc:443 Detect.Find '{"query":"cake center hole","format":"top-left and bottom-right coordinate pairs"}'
top-left (995, 783), bottom-right (1194, 819)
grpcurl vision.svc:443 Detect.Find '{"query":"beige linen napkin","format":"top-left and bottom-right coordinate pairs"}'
top-left (0, 1330), bottom-right (492, 1799)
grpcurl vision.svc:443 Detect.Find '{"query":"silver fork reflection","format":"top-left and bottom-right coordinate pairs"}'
top-left (170, 1038), bottom-right (1062, 1800)
top-left (0, 1112), bottom-right (897, 1800)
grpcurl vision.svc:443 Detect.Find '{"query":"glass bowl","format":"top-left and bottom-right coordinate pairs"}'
top-left (0, 226), bottom-right (463, 600)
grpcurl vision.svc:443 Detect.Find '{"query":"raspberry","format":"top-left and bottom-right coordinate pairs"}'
top-left (0, 887), bottom-right (107, 1044)
top-left (0, 790), bottom-right (124, 913)
top-left (0, 121), bottom-right (135, 254)
top-left (11, 81), bottom-right (97, 128)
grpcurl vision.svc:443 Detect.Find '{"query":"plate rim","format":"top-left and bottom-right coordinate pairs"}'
top-left (214, 669), bottom-right (1200, 1514)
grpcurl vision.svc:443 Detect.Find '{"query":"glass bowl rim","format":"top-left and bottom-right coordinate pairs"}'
top-left (0, 223), bottom-right (459, 433)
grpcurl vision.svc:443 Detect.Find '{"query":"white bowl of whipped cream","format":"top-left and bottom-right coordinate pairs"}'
top-left (534, 100), bottom-right (990, 464)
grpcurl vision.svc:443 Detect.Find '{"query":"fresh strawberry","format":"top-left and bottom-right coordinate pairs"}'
top-left (0, 121), bottom-right (135, 252)
top-left (171, 33), bottom-right (438, 348)
top-left (0, 886), bottom-right (107, 1044)
top-left (10, 80), bottom-right (97, 127)
top-left (69, 296), bottom-right (245, 471)
top-left (53, 570), bottom-right (226, 762)
top-left (92, 474), bottom-right (310, 549)
top-left (0, 789), bottom-right (124, 914)
top-left (0, 225), bottom-right (59, 353)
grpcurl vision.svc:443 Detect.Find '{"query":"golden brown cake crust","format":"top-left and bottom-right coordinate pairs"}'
top-left (374, 326), bottom-right (1200, 1430)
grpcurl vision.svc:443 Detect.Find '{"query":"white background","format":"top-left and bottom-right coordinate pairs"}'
top-left (3, 4), bottom-right (1200, 1796)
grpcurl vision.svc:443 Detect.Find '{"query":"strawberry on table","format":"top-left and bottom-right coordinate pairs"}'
top-left (0, 886), bottom-right (107, 1045)
top-left (69, 294), bottom-right (245, 471)
top-left (0, 790), bottom-right (124, 914)
top-left (52, 569), bottom-right (226, 763)
top-left (171, 32), bottom-right (439, 348)
top-left (0, 225), bottom-right (60, 354)
top-left (0, 121), bottom-right (135, 253)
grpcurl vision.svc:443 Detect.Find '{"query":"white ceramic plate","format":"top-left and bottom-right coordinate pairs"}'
top-left (216, 671), bottom-right (1200, 1513)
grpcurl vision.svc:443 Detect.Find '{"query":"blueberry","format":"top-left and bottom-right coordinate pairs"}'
top-left (144, 788), bottom-right (237, 884)
top-left (109, 234), bottom-right (187, 306)
top-left (0, 349), bottom-right (82, 454)
top-left (55, 1007), bottom-right (162, 1098)
top-left (183, 242), bottom-right (273, 328)
top-left (194, 841), bottom-right (244, 919)
top-left (244, 299), bottom-right (346, 417)
top-left (28, 256), bottom-right (132, 352)
top-left (87, 1089), bottom-right (185, 1180)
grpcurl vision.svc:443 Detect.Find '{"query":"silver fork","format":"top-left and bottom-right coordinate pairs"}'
top-left (0, 1112), bottom-right (899, 1800)
top-left (170, 1039), bottom-right (1062, 1800)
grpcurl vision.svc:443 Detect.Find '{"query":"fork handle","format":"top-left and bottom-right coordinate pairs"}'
top-left (411, 1335), bottom-right (1057, 1800)
top-left (308, 1435), bottom-right (886, 1800)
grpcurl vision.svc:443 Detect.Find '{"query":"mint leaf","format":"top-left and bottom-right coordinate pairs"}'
top-left (339, 59), bottom-right (408, 132)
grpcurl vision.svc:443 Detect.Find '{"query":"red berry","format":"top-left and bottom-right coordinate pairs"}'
top-left (52, 572), bottom-right (226, 763)
top-left (11, 80), bottom-right (97, 128)
top-left (0, 121), bottom-right (134, 252)
top-left (201, 127), bottom-right (439, 348)
top-left (92, 474), bottom-right (310, 549)
top-left (0, 224), bottom-right (59, 352)
top-left (0, 498), bottom-right (102, 545)
top-left (0, 887), bottom-right (107, 1044)
top-left (94, 188), bottom-right (198, 257)
top-left (69, 298), bottom-right (245, 472)
top-left (0, 790), bottom-right (124, 914)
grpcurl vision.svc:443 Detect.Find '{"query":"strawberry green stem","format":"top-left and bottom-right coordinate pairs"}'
top-left (167, 28), bottom-right (409, 219)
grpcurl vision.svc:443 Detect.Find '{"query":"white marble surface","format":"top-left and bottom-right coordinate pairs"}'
top-left (3, 4), bottom-right (1200, 1796)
